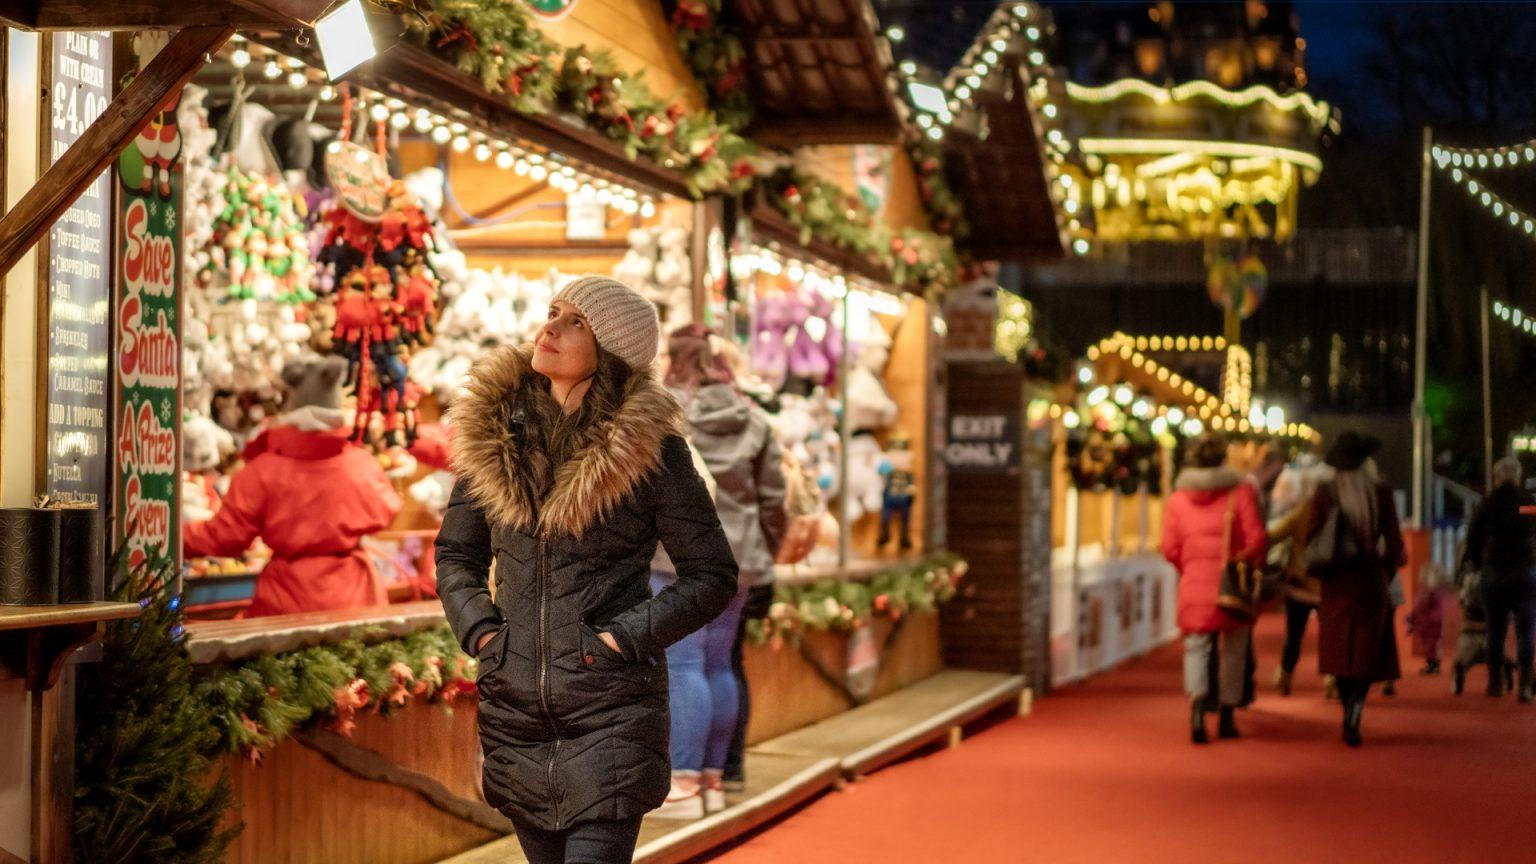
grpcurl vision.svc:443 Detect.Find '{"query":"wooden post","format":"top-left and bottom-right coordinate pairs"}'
top-left (0, 25), bottom-right (231, 279)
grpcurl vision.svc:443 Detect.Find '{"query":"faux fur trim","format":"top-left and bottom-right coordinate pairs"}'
top-left (448, 344), bottom-right (683, 537)
top-left (1175, 466), bottom-right (1242, 492)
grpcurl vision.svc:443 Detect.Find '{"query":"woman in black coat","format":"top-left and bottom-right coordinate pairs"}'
top-left (436, 276), bottom-right (738, 863)
top-left (1306, 431), bottom-right (1405, 747)
top-left (1464, 456), bottom-right (1536, 701)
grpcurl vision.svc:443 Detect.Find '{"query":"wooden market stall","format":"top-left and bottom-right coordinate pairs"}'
top-left (1045, 331), bottom-right (1320, 685)
top-left (0, 2), bottom-right (1041, 862)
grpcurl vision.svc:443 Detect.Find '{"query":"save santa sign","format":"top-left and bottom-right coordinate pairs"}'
top-left (112, 89), bottom-right (183, 570)
top-left (945, 414), bottom-right (1018, 473)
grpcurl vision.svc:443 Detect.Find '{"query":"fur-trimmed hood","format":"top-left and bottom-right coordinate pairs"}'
top-left (448, 344), bottom-right (683, 537)
top-left (1175, 466), bottom-right (1242, 494)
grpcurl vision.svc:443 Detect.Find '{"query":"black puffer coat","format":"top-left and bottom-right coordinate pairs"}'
top-left (435, 345), bottom-right (738, 831)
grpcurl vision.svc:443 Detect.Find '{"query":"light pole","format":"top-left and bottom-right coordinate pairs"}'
top-left (1412, 127), bottom-right (1432, 527)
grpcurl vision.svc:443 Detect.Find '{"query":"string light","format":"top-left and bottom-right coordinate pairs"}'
top-left (1432, 139), bottom-right (1536, 170)
top-left (1433, 158), bottom-right (1536, 241)
top-left (1492, 300), bottom-right (1536, 339)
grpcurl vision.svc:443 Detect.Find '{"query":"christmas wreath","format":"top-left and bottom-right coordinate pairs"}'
top-left (662, 0), bottom-right (754, 133)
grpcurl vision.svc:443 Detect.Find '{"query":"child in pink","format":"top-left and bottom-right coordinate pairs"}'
top-left (1407, 569), bottom-right (1448, 675)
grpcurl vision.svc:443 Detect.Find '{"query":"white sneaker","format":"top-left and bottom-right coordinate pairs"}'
top-left (702, 787), bottom-right (726, 813)
top-left (652, 784), bottom-right (704, 820)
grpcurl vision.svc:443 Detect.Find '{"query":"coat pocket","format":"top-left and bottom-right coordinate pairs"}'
top-left (577, 622), bottom-right (633, 671)
top-left (475, 626), bottom-right (511, 692)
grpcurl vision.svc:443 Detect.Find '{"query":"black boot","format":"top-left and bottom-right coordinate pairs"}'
top-left (1519, 667), bottom-right (1534, 704)
top-left (1275, 668), bottom-right (1293, 697)
top-left (1217, 706), bottom-right (1241, 740)
top-left (1343, 700), bottom-right (1364, 748)
top-left (1191, 700), bottom-right (1209, 745)
top-left (1453, 663), bottom-right (1466, 696)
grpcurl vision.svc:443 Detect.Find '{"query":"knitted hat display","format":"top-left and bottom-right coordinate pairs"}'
top-left (552, 275), bottom-right (661, 371)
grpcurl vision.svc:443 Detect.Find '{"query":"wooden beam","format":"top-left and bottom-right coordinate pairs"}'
top-left (0, 24), bottom-right (232, 280)
top-left (1, 0), bottom-right (328, 30)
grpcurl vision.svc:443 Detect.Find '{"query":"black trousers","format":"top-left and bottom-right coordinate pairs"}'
top-left (1482, 578), bottom-right (1536, 688)
top-left (511, 816), bottom-right (644, 864)
top-left (1281, 597), bottom-right (1317, 674)
top-left (724, 584), bottom-right (776, 780)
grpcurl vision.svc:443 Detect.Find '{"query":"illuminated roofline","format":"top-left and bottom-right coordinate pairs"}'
top-left (1077, 138), bottom-right (1323, 174)
top-left (1065, 79), bottom-right (1332, 126)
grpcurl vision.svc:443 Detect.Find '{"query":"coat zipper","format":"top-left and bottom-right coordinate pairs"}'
top-left (537, 536), bottom-right (563, 830)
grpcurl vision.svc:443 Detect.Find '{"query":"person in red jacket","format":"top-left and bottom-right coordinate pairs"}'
top-left (184, 357), bottom-right (402, 617)
top-left (1161, 433), bottom-right (1267, 744)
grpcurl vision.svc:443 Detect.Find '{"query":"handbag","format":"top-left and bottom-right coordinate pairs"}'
top-left (1303, 497), bottom-right (1360, 578)
top-left (1215, 491), bottom-right (1262, 621)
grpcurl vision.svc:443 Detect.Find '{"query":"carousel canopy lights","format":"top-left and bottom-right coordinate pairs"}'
top-left (314, 0), bottom-right (377, 81)
top-left (907, 82), bottom-right (953, 124)
top-left (1065, 79), bottom-right (1332, 127)
top-left (1077, 139), bottom-right (1323, 174)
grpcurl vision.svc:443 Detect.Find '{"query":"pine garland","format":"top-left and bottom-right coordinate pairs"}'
top-left (767, 170), bottom-right (958, 292)
top-left (194, 623), bottom-right (478, 757)
top-left (74, 557), bottom-right (239, 864)
top-left (744, 554), bottom-right (968, 648)
top-left (397, 0), bottom-right (756, 197)
top-left (663, 0), bottom-right (754, 132)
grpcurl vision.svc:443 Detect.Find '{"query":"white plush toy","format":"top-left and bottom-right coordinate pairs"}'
top-left (182, 414), bottom-right (236, 523)
top-left (845, 433), bottom-right (887, 523)
top-left (846, 323), bottom-right (899, 432)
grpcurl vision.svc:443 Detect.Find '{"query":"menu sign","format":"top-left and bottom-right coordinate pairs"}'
top-left (113, 85), bottom-right (183, 569)
top-left (45, 31), bottom-right (113, 506)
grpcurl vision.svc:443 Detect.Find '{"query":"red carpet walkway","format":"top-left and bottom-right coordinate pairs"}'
top-left (715, 616), bottom-right (1536, 864)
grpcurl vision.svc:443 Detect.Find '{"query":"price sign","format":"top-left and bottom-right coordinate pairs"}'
top-left (45, 31), bottom-right (113, 506)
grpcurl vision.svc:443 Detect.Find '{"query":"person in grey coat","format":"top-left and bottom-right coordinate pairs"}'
top-left (650, 324), bottom-right (787, 817)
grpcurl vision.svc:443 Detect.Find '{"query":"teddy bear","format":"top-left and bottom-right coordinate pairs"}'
top-left (181, 414), bottom-right (236, 524)
top-left (846, 322), bottom-right (899, 433)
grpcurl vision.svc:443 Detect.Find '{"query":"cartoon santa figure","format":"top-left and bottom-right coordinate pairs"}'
top-left (133, 91), bottom-right (182, 198)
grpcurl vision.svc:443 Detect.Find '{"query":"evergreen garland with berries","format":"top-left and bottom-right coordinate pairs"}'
top-left (194, 623), bottom-right (477, 757)
top-left (744, 554), bottom-right (967, 648)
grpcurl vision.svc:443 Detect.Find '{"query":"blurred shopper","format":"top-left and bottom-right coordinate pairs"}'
top-left (1464, 457), bottom-right (1536, 702)
top-left (1268, 451), bottom-right (1331, 695)
top-left (652, 325), bottom-right (787, 816)
top-left (1161, 433), bottom-right (1267, 744)
top-left (1407, 564), bottom-right (1449, 676)
top-left (1305, 432), bottom-right (1405, 747)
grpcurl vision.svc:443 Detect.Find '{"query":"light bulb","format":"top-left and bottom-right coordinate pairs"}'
top-left (474, 143), bottom-right (492, 161)
top-left (530, 164), bottom-right (548, 181)
top-left (288, 71), bottom-right (307, 89)
top-left (413, 110), bottom-right (433, 133)
top-left (369, 102), bottom-right (389, 122)
top-left (431, 125), bottom-right (452, 145)
top-left (263, 60), bottom-right (282, 79)
top-left (495, 150), bottom-right (515, 169)
top-left (640, 200), bottom-right (657, 218)
top-left (514, 159), bottom-right (530, 176)
top-left (230, 49), bottom-right (251, 69)
top-left (390, 111), bottom-right (410, 130)
top-left (451, 135), bottom-right (471, 153)
top-left (319, 84), bottom-right (336, 101)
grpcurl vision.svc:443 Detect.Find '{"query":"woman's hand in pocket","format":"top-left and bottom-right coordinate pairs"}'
top-left (597, 631), bottom-right (622, 656)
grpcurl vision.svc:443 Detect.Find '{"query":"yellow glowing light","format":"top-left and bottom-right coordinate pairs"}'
top-left (1065, 78), bottom-right (1332, 127)
top-left (1077, 138), bottom-right (1324, 174)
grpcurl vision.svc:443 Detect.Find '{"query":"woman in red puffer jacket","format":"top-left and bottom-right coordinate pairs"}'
top-left (1161, 433), bottom-right (1266, 744)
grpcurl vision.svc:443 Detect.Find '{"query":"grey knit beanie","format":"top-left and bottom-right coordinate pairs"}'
top-left (553, 275), bottom-right (661, 372)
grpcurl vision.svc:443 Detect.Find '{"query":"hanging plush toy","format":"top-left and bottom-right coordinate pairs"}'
top-left (877, 432), bottom-right (917, 552)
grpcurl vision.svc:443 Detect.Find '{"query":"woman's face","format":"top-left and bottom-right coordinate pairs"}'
top-left (532, 300), bottom-right (598, 383)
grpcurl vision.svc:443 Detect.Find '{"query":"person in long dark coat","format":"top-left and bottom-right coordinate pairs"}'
top-left (1464, 456), bottom-right (1536, 701)
top-left (1306, 431), bottom-right (1405, 747)
top-left (436, 276), bottom-right (739, 864)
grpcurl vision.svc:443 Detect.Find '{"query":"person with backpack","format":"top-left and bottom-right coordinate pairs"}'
top-left (1304, 431), bottom-right (1405, 747)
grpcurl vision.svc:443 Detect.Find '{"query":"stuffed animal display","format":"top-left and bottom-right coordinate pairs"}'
top-left (877, 433), bottom-right (916, 552)
top-left (612, 226), bottom-right (693, 329)
top-left (181, 414), bottom-right (236, 524)
top-left (202, 166), bottom-right (317, 303)
top-left (846, 322), bottom-right (898, 432)
top-left (752, 287), bottom-right (843, 393)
